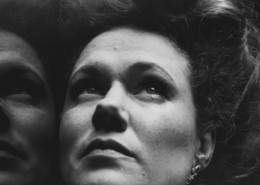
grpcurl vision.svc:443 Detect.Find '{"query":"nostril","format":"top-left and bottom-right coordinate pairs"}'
top-left (92, 114), bottom-right (104, 131)
top-left (92, 113), bottom-right (127, 132)
top-left (109, 115), bottom-right (127, 132)
top-left (92, 103), bottom-right (128, 132)
top-left (110, 116), bottom-right (119, 126)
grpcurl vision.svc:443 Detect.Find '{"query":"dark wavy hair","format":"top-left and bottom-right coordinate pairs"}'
top-left (60, 0), bottom-right (260, 184)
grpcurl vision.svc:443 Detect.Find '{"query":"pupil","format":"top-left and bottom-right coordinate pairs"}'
top-left (12, 87), bottom-right (25, 94)
top-left (147, 87), bottom-right (156, 94)
top-left (87, 87), bottom-right (97, 93)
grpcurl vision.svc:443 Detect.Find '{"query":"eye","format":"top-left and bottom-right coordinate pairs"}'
top-left (134, 76), bottom-right (174, 102)
top-left (6, 86), bottom-right (27, 95)
top-left (135, 83), bottom-right (168, 102)
top-left (139, 84), bottom-right (165, 97)
top-left (82, 82), bottom-right (102, 95)
top-left (2, 82), bottom-right (29, 97)
top-left (145, 86), bottom-right (160, 94)
top-left (0, 77), bottom-right (46, 101)
top-left (69, 78), bottom-right (104, 100)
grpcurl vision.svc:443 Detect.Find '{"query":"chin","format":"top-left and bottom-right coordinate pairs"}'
top-left (73, 169), bottom-right (144, 185)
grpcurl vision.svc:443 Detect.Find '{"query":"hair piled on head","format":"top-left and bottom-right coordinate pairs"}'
top-left (60, 0), bottom-right (260, 184)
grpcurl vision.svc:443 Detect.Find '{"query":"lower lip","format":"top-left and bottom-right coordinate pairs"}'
top-left (0, 150), bottom-right (21, 159)
top-left (87, 149), bottom-right (129, 158)
top-left (0, 151), bottom-right (23, 170)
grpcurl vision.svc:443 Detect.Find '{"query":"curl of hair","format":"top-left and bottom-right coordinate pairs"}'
top-left (60, 0), bottom-right (260, 184)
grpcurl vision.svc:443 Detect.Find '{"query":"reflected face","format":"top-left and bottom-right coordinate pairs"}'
top-left (0, 30), bottom-right (56, 185)
top-left (60, 27), bottom-right (199, 185)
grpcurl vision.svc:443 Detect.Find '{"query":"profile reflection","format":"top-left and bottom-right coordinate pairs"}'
top-left (0, 29), bottom-right (56, 185)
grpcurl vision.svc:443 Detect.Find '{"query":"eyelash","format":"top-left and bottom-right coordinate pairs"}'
top-left (69, 76), bottom-right (171, 101)
top-left (137, 78), bottom-right (170, 98)
top-left (0, 78), bottom-right (45, 99)
top-left (69, 78), bottom-right (104, 99)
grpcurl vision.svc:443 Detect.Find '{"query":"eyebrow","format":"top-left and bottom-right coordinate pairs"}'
top-left (69, 65), bottom-right (104, 84)
top-left (70, 61), bottom-right (176, 84)
top-left (127, 61), bottom-right (175, 83)
top-left (0, 62), bottom-right (46, 87)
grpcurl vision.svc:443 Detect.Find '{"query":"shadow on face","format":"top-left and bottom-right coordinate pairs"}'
top-left (0, 29), bottom-right (57, 185)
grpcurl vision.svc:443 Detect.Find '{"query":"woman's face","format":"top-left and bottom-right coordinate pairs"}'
top-left (0, 30), bottom-right (56, 185)
top-left (60, 27), bottom-right (201, 185)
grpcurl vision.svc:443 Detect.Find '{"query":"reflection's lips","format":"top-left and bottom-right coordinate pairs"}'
top-left (81, 139), bottom-right (135, 159)
top-left (0, 140), bottom-right (24, 159)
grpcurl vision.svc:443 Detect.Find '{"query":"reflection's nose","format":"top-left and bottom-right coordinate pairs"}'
top-left (92, 82), bottom-right (129, 132)
top-left (0, 101), bottom-right (10, 133)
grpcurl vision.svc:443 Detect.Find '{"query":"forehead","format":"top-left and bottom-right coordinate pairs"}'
top-left (0, 30), bottom-right (45, 75)
top-left (74, 27), bottom-right (189, 75)
top-left (84, 27), bottom-right (174, 54)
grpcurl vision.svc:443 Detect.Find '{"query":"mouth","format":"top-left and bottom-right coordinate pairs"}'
top-left (0, 140), bottom-right (24, 159)
top-left (81, 139), bottom-right (135, 159)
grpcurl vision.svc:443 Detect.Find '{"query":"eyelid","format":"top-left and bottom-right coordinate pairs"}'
top-left (136, 75), bottom-right (176, 99)
top-left (68, 72), bottom-right (95, 91)
top-left (69, 65), bottom-right (106, 87)
top-left (0, 76), bottom-right (47, 99)
top-left (68, 76), bottom-right (104, 100)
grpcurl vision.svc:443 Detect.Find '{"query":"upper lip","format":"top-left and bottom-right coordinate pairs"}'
top-left (0, 140), bottom-right (25, 159)
top-left (81, 139), bottom-right (135, 158)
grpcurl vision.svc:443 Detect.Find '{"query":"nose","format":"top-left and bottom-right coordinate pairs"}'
top-left (92, 82), bottom-right (129, 132)
top-left (0, 100), bottom-right (10, 133)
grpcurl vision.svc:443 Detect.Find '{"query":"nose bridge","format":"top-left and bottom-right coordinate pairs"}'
top-left (104, 81), bottom-right (126, 107)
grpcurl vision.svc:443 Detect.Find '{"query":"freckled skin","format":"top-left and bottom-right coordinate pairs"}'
top-left (60, 27), bottom-right (200, 185)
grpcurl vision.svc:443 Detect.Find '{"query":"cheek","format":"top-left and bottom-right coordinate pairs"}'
top-left (9, 104), bottom-right (56, 150)
top-left (60, 106), bottom-right (94, 154)
top-left (130, 103), bottom-right (197, 183)
top-left (132, 102), bottom-right (197, 160)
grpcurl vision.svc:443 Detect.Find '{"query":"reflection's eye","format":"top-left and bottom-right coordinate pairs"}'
top-left (0, 78), bottom-right (45, 101)
top-left (4, 84), bottom-right (28, 96)
top-left (2, 81), bottom-right (32, 97)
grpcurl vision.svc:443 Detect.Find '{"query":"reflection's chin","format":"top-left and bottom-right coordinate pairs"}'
top-left (0, 154), bottom-right (23, 170)
top-left (0, 140), bottom-right (26, 170)
top-left (0, 157), bottom-right (30, 185)
top-left (0, 154), bottom-right (56, 185)
top-left (0, 150), bottom-right (23, 159)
